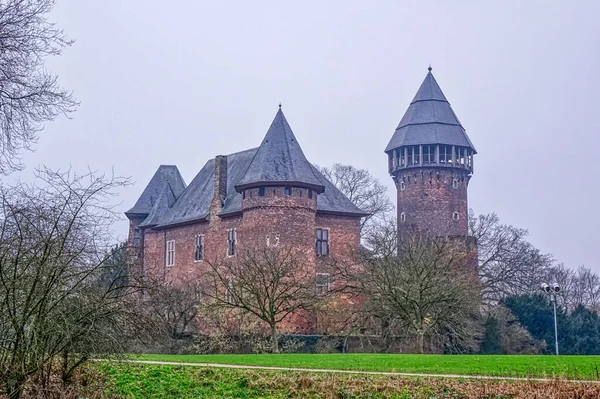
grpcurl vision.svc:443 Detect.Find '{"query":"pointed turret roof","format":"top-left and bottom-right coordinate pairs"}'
top-left (385, 67), bottom-right (476, 153)
top-left (125, 165), bottom-right (186, 217)
top-left (235, 107), bottom-right (325, 193)
top-left (139, 183), bottom-right (177, 227)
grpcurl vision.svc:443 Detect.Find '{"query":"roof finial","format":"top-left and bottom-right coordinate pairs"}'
top-left (278, 102), bottom-right (282, 109)
top-left (428, 64), bottom-right (432, 72)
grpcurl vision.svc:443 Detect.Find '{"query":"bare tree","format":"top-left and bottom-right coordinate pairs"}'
top-left (0, 167), bottom-right (147, 399)
top-left (204, 246), bottom-right (318, 353)
top-left (575, 266), bottom-right (600, 312)
top-left (545, 264), bottom-right (600, 313)
top-left (142, 277), bottom-right (203, 343)
top-left (469, 211), bottom-right (553, 303)
top-left (319, 164), bottom-right (394, 237)
top-left (362, 215), bottom-right (398, 258)
top-left (337, 234), bottom-right (481, 354)
top-left (0, 0), bottom-right (78, 173)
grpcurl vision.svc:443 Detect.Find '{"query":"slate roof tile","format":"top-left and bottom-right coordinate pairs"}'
top-left (385, 69), bottom-right (476, 153)
top-left (235, 108), bottom-right (325, 193)
top-left (125, 165), bottom-right (186, 216)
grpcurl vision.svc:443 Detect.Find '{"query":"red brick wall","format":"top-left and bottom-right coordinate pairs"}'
top-left (132, 185), bottom-right (362, 335)
top-left (396, 168), bottom-right (470, 237)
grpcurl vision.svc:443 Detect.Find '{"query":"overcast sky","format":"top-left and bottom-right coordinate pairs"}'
top-left (14, 0), bottom-right (600, 271)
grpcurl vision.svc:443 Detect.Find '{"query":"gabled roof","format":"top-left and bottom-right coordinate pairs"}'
top-left (125, 165), bottom-right (186, 217)
top-left (235, 108), bottom-right (325, 193)
top-left (385, 68), bottom-right (477, 153)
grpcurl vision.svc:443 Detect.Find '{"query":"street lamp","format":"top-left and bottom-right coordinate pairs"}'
top-left (540, 282), bottom-right (560, 355)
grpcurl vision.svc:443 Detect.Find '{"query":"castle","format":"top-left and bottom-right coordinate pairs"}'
top-left (126, 67), bottom-right (476, 332)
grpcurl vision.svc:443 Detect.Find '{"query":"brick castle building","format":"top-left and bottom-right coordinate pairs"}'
top-left (125, 106), bottom-right (367, 293)
top-left (126, 67), bottom-right (476, 332)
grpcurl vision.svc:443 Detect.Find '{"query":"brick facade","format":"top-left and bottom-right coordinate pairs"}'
top-left (394, 167), bottom-right (470, 237)
top-left (128, 159), bottom-right (362, 334)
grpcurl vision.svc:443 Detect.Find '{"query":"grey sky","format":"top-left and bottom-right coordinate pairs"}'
top-left (15, 0), bottom-right (600, 270)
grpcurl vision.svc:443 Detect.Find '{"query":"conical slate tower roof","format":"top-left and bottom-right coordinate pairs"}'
top-left (125, 165), bottom-right (186, 217)
top-left (385, 67), bottom-right (476, 153)
top-left (235, 107), bottom-right (325, 193)
top-left (139, 183), bottom-right (178, 227)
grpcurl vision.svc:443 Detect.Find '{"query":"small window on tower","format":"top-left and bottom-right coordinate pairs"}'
top-left (133, 228), bottom-right (142, 247)
top-left (316, 228), bottom-right (329, 257)
top-left (452, 179), bottom-right (459, 189)
top-left (399, 181), bottom-right (406, 191)
top-left (400, 212), bottom-right (406, 223)
top-left (452, 212), bottom-right (460, 221)
top-left (227, 229), bottom-right (237, 256)
top-left (258, 187), bottom-right (265, 197)
top-left (308, 189), bottom-right (313, 199)
top-left (284, 187), bottom-right (292, 196)
top-left (194, 235), bottom-right (204, 261)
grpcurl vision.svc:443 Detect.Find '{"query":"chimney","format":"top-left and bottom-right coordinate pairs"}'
top-left (213, 155), bottom-right (228, 210)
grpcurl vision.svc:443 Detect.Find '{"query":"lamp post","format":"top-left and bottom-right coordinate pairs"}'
top-left (540, 282), bottom-right (561, 355)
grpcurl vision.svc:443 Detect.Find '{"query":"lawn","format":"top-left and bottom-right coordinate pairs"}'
top-left (96, 362), bottom-right (600, 399)
top-left (134, 353), bottom-right (600, 380)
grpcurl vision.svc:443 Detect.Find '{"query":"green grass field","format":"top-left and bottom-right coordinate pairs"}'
top-left (96, 363), bottom-right (600, 399)
top-left (134, 353), bottom-right (600, 380)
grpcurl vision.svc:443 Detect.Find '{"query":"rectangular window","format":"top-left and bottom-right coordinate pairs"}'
top-left (423, 144), bottom-right (435, 165)
top-left (316, 273), bottom-right (330, 294)
top-left (166, 240), bottom-right (175, 267)
top-left (226, 278), bottom-right (234, 304)
top-left (227, 229), bottom-right (237, 256)
top-left (194, 235), bottom-right (204, 261)
top-left (133, 228), bottom-right (142, 247)
top-left (308, 189), bottom-right (313, 199)
top-left (440, 145), bottom-right (452, 164)
top-left (316, 228), bottom-right (329, 257)
top-left (284, 187), bottom-right (292, 196)
top-left (258, 187), bottom-right (265, 197)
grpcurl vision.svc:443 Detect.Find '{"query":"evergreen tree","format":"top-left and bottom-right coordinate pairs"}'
top-left (481, 316), bottom-right (501, 354)
top-left (502, 294), bottom-right (568, 354)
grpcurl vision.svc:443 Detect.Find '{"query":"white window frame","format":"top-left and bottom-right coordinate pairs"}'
top-left (194, 235), bottom-right (204, 261)
top-left (452, 178), bottom-right (459, 189)
top-left (227, 228), bottom-right (237, 257)
top-left (166, 240), bottom-right (175, 267)
top-left (399, 181), bottom-right (406, 191)
top-left (452, 211), bottom-right (460, 221)
top-left (400, 212), bottom-right (406, 223)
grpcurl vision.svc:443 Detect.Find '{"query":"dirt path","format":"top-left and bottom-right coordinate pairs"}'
top-left (104, 359), bottom-right (600, 384)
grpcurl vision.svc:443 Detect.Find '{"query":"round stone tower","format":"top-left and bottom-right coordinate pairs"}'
top-left (385, 67), bottom-right (477, 238)
top-left (235, 106), bottom-right (325, 251)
